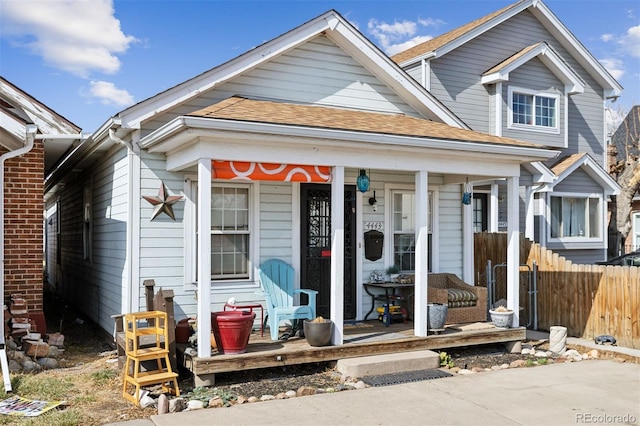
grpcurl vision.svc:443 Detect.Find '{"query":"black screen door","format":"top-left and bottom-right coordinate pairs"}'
top-left (300, 184), bottom-right (356, 319)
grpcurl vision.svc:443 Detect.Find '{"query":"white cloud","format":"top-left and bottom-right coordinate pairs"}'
top-left (386, 36), bottom-right (434, 56)
top-left (600, 34), bottom-right (614, 42)
top-left (367, 17), bottom-right (442, 55)
top-left (620, 25), bottom-right (640, 57)
top-left (87, 81), bottom-right (134, 107)
top-left (0, 0), bottom-right (137, 78)
top-left (600, 58), bottom-right (625, 80)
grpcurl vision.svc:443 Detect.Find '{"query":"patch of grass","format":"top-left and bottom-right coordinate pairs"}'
top-left (8, 375), bottom-right (74, 401)
top-left (90, 369), bottom-right (118, 385)
top-left (2, 407), bottom-right (86, 426)
top-left (537, 358), bottom-right (548, 365)
top-left (525, 359), bottom-right (535, 367)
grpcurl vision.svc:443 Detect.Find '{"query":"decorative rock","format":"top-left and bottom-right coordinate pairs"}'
top-left (534, 350), bottom-right (548, 358)
top-left (186, 400), bottom-right (204, 410)
top-left (457, 369), bottom-right (475, 375)
top-left (6, 339), bottom-right (18, 351)
top-left (510, 359), bottom-right (527, 368)
top-left (8, 359), bottom-right (21, 372)
top-left (47, 346), bottom-right (62, 358)
top-left (521, 348), bottom-right (532, 355)
top-left (490, 365), bottom-right (502, 371)
top-left (285, 390), bottom-right (297, 398)
top-left (472, 367), bottom-right (485, 373)
top-left (564, 350), bottom-right (583, 362)
top-left (208, 396), bottom-right (224, 408)
top-left (296, 386), bottom-right (316, 396)
top-left (613, 357), bottom-right (626, 363)
top-left (236, 395), bottom-right (249, 404)
top-left (275, 392), bottom-right (288, 400)
top-left (37, 357), bottom-right (59, 369)
top-left (352, 381), bottom-right (366, 389)
top-left (260, 395), bottom-right (275, 401)
top-left (449, 367), bottom-right (461, 374)
top-left (587, 349), bottom-right (599, 359)
top-left (169, 396), bottom-right (186, 413)
top-left (247, 396), bottom-right (259, 403)
top-left (500, 363), bottom-right (509, 369)
top-left (157, 394), bottom-right (169, 414)
top-left (21, 359), bottom-right (41, 372)
top-left (8, 350), bottom-right (26, 363)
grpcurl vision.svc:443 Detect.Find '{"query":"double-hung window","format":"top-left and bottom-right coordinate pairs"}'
top-left (550, 195), bottom-right (600, 239)
top-left (391, 190), bottom-right (433, 272)
top-left (211, 185), bottom-right (250, 280)
top-left (509, 87), bottom-right (558, 132)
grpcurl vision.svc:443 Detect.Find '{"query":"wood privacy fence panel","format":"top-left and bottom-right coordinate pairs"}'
top-left (474, 233), bottom-right (639, 349)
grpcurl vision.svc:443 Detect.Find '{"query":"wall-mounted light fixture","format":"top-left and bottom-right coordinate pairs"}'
top-left (368, 190), bottom-right (378, 211)
top-left (356, 169), bottom-right (370, 193)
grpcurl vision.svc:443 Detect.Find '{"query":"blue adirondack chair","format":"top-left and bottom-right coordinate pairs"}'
top-left (259, 259), bottom-right (318, 341)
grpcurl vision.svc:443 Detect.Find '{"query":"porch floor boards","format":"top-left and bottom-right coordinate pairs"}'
top-left (179, 321), bottom-right (526, 377)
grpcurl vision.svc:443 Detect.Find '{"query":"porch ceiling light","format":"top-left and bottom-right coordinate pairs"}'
top-left (357, 169), bottom-right (370, 193)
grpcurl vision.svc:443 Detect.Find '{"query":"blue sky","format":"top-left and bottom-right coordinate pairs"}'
top-left (1, 0), bottom-right (638, 133)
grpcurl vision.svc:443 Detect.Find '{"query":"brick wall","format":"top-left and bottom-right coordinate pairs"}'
top-left (2, 140), bottom-right (44, 312)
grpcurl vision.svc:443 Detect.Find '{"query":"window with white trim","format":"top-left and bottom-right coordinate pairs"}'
top-left (550, 195), bottom-right (600, 239)
top-left (509, 87), bottom-right (559, 132)
top-left (211, 185), bottom-right (250, 280)
top-left (391, 190), bottom-right (433, 272)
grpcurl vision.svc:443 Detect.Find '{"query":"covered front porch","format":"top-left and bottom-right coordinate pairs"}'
top-left (179, 319), bottom-right (525, 385)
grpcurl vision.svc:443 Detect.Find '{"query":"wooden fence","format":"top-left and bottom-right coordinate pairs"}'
top-left (474, 233), bottom-right (639, 349)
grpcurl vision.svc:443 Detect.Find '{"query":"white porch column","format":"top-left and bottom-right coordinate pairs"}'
top-left (462, 184), bottom-right (474, 284)
top-left (197, 159), bottom-right (212, 358)
top-left (490, 183), bottom-right (499, 232)
top-left (330, 166), bottom-right (345, 345)
top-left (506, 176), bottom-right (520, 327)
top-left (414, 171), bottom-right (429, 337)
top-left (524, 186), bottom-right (534, 241)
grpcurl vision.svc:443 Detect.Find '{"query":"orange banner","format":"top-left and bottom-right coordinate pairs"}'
top-left (212, 161), bottom-right (331, 182)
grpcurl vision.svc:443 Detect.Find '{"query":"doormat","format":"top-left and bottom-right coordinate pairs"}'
top-left (361, 368), bottom-right (453, 387)
top-left (0, 395), bottom-right (65, 417)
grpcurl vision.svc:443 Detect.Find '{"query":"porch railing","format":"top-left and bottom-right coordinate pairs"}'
top-left (474, 232), bottom-right (639, 349)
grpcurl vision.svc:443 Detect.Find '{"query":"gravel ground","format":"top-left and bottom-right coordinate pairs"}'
top-left (191, 343), bottom-right (538, 400)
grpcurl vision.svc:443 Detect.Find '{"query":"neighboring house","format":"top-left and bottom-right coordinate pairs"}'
top-left (0, 77), bottom-right (84, 333)
top-left (607, 105), bottom-right (640, 255)
top-left (392, 0), bottom-right (622, 264)
top-left (44, 7), bottom-right (568, 356)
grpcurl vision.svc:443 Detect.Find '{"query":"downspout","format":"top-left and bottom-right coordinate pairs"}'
top-left (108, 129), bottom-right (136, 313)
top-left (0, 123), bottom-right (37, 392)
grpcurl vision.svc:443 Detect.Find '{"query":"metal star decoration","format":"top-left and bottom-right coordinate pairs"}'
top-left (142, 182), bottom-right (183, 220)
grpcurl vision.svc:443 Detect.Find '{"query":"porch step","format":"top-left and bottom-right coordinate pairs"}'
top-left (336, 350), bottom-right (440, 378)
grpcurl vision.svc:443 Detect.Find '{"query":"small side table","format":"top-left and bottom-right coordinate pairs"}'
top-left (224, 303), bottom-right (264, 337)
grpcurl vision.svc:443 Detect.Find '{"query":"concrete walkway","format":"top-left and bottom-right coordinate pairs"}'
top-left (109, 359), bottom-right (640, 426)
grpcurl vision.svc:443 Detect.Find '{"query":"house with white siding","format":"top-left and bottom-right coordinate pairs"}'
top-left (392, 0), bottom-right (622, 264)
top-left (43, 2), bottom-right (616, 358)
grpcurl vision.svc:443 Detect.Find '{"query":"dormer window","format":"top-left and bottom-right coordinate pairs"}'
top-left (508, 87), bottom-right (559, 134)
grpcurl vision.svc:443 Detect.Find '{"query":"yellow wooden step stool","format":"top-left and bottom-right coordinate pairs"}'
top-left (122, 311), bottom-right (180, 405)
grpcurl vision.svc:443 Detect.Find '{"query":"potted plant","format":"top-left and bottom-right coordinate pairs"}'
top-left (303, 317), bottom-right (333, 347)
top-left (385, 265), bottom-right (400, 281)
top-left (489, 305), bottom-right (514, 328)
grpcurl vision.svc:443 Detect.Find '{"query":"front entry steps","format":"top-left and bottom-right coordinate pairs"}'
top-left (336, 350), bottom-right (440, 378)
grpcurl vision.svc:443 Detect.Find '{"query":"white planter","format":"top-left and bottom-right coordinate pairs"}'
top-left (489, 309), bottom-right (514, 328)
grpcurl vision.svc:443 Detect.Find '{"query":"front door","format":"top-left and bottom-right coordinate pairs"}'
top-left (300, 184), bottom-right (356, 319)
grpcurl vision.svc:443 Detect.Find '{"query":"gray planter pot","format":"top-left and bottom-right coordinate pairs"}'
top-left (489, 309), bottom-right (513, 328)
top-left (303, 319), bottom-right (333, 347)
top-left (427, 303), bottom-right (448, 330)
